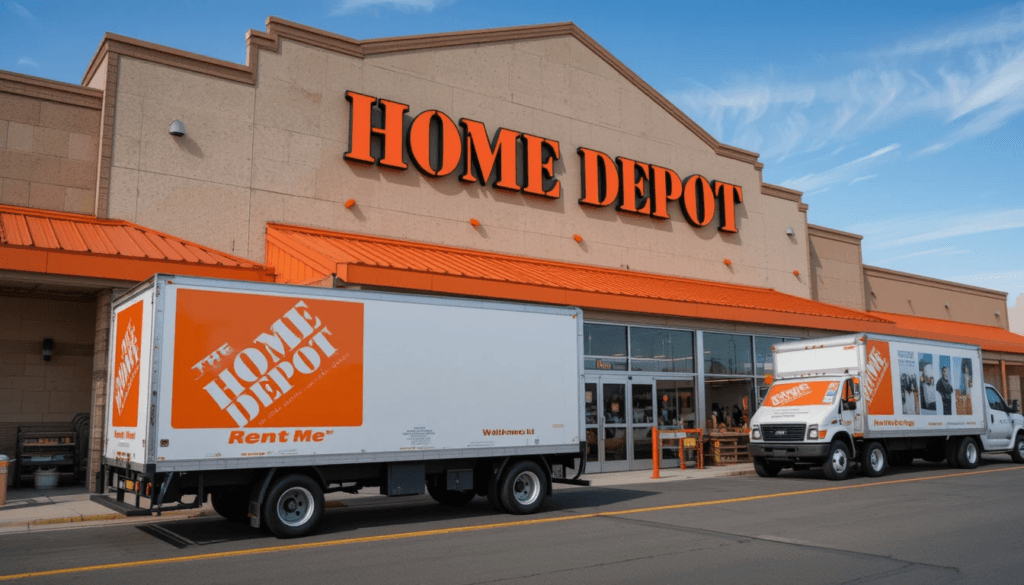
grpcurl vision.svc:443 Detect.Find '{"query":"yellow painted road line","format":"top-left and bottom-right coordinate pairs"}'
top-left (2, 465), bottom-right (1020, 582)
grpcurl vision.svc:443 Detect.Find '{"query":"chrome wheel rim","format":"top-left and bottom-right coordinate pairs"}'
top-left (277, 487), bottom-right (314, 527)
top-left (512, 470), bottom-right (541, 506)
top-left (965, 442), bottom-right (978, 464)
top-left (831, 449), bottom-right (848, 473)
top-left (869, 448), bottom-right (884, 472)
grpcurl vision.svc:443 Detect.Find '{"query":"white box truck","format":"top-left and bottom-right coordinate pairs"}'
top-left (98, 275), bottom-right (587, 537)
top-left (748, 333), bottom-right (1024, 480)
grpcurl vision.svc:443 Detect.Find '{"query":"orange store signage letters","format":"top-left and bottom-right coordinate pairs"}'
top-left (345, 91), bottom-right (743, 233)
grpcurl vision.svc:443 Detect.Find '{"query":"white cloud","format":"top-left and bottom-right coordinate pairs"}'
top-left (331, 0), bottom-right (440, 15)
top-left (17, 57), bottom-right (37, 67)
top-left (853, 207), bottom-right (1024, 251)
top-left (782, 144), bottom-right (899, 193)
top-left (849, 174), bottom-right (877, 185)
top-left (883, 3), bottom-right (1024, 56)
top-left (877, 246), bottom-right (961, 263)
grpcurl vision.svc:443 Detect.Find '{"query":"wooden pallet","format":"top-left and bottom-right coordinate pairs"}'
top-left (706, 432), bottom-right (752, 465)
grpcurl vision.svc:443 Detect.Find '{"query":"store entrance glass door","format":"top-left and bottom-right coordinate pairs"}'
top-left (584, 376), bottom-right (656, 472)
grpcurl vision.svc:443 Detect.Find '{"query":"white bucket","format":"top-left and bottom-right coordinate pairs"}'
top-left (33, 468), bottom-right (60, 490)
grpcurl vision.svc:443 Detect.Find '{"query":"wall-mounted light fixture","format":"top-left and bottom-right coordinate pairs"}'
top-left (573, 234), bottom-right (583, 243)
top-left (786, 227), bottom-right (795, 237)
top-left (344, 199), bottom-right (356, 208)
top-left (469, 218), bottom-right (480, 227)
top-left (168, 120), bottom-right (186, 137)
top-left (42, 338), bottom-right (54, 362)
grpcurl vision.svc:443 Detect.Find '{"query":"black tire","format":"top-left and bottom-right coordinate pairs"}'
top-left (1012, 433), bottom-right (1024, 464)
top-left (487, 468), bottom-right (504, 511)
top-left (498, 460), bottom-right (547, 515)
top-left (822, 441), bottom-right (851, 481)
top-left (957, 437), bottom-right (980, 469)
top-left (262, 474), bottom-right (325, 538)
top-left (427, 483), bottom-right (476, 507)
top-left (211, 488), bottom-right (250, 523)
top-left (753, 457), bottom-right (781, 478)
top-left (945, 438), bottom-right (961, 469)
top-left (861, 442), bottom-right (888, 478)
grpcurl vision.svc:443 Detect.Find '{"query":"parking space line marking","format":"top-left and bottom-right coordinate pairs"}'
top-left (2, 465), bottom-right (1020, 582)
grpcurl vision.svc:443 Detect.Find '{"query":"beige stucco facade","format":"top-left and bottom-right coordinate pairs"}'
top-left (101, 28), bottom-right (810, 298)
top-left (865, 265), bottom-right (1008, 328)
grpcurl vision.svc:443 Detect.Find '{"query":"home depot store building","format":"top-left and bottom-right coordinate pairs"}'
top-left (3, 19), bottom-right (1024, 486)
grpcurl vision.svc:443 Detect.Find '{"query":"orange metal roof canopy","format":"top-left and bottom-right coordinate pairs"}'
top-left (265, 223), bottom-right (1024, 355)
top-left (0, 205), bottom-right (275, 282)
top-left (266, 223), bottom-right (890, 330)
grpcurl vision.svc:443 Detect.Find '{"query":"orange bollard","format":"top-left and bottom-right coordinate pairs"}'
top-left (651, 427), bottom-right (660, 479)
top-left (680, 438), bottom-right (686, 470)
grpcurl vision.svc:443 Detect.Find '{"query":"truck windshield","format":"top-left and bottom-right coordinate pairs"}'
top-left (762, 380), bottom-right (841, 408)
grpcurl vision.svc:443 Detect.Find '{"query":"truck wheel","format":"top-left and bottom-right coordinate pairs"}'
top-left (262, 474), bottom-right (324, 538)
top-left (945, 439), bottom-right (961, 469)
top-left (211, 488), bottom-right (250, 523)
top-left (427, 483), bottom-right (476, 507)
top-left (1012, 433), bottom-right (1024, 464)
top-left (753, 457), bottom-right (781, 478)
top-left (956, 437), bottom-right (980, 469)
top-left (498, 460), bottom-right (547, 515)
top-left (861, 442), bottom-right (887, 478)
top-left (822, 441), bottom-right (851, 481)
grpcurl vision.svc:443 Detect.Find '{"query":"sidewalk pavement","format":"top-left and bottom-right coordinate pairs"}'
top-left (0, 463), bottom-right (753, 534)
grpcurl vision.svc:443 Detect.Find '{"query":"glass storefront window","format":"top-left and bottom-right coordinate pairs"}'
top-left (657, 379), bottom-right (696, 428)
top-left (705, 377), bottom-right (754, 431)
top-left (703, 332), bottom-right (753, 376)
top-left (584, 323), bottom-right (627, 358)
top-left (584, 357), bottom-right (627, 371)
top-left (631, 382), bottom-right (654, 424)
top-left (754, 336), bottom-right (783, 377)
top-left (630, 327), bottom-right (694, 373)
top-left (585, 382), bottom-right (598, 425)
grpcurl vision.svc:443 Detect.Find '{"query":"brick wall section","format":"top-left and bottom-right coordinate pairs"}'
top-left (0, 72), bottom-right (103, 214)
top-left (87, 289), bottom-right (115, 492)
top-left (0, 295), bottom-right (95, 459)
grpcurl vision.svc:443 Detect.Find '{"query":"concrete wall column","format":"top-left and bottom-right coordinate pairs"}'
top-left (87, 289), bottom-right (114, 493)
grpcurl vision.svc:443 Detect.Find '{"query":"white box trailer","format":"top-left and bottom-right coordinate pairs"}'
top-left (748, 333), bottom-right (1024, 480)
top-left (99, 275), bottom-right (587, 537)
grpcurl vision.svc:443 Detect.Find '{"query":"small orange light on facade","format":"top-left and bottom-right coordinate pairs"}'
top-left (764, 375), bottom-right (774, 385)
top-left (573, 234), bottom-right (583, 243)
top-left (793, 269), bottom-right (800, 276)
top-left (723, 258), bottom-right (732, 266)
top-left (470, 218), bottom-right (480, 227)
top-left (344, 199), bottom-right (356, 208)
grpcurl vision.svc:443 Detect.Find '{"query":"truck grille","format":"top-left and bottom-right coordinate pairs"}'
top-left (761, 424), bottom-right (806, 442)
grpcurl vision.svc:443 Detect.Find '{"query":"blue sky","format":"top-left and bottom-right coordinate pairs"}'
top-left (3, 0), bottom-right (1023, 306)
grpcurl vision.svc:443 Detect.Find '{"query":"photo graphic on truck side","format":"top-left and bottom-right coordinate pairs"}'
top-left (170, 289), bottom-right (364, 429)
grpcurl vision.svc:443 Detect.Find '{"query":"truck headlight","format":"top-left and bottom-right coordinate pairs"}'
top-left (752, 426), bottom-right (761, 440)
top-left (807, 425), bottom-right (819, 440)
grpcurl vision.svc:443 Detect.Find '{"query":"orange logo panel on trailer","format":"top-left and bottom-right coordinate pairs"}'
top-left (170, 289), bottom-right (364, 429)
top-left (864, 340), bottom-right (895, 416)
top-left (112, 299), bottom-right (144, 427)
top-left (763, 381), bottom-right (841, 407)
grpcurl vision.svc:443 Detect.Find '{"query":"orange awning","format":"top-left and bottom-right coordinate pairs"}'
top-left (265, 224), bottom-right (1024, 356)
top-left (0, 205), bottom-right (275, 283)
top-left (266, 223), bottom-right (891, 331)
top-left (869, 311), bottom-right (1024, 355)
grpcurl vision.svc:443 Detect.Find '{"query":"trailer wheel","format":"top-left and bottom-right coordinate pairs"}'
top-left (1012, 433), bottom-right (1024, 464)
top-left (945, 439), bottom-right (961, 469)
top-left (427, 484), bottom-right (476, 507)
top-left (211, 488), bottom-right (250, 523)
top-left (262, 474), bottom-right (324, 539)
top-left (498, 460), bottom-right (547, 515)
top-left (753, 457), bottom-right (781, 478)
top-left (956, 437), bottom-right (980, 469)
top-left (822, 441), bottom-right (851, 481)
top-left (861, 442), bottom-right (887, 478)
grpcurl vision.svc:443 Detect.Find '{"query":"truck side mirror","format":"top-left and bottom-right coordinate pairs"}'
top-left (1012, 400), bottom-right (1020, 414)
top-left (842, 399), bottom-right (857, 412)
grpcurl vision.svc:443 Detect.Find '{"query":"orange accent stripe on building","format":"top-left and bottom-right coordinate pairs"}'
top-left (0, 205), bottom-right (275, 282)
top-left (870, 311), bottom-right (1024, 355)
top-left (265, 224), bottom-right (893, 331)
